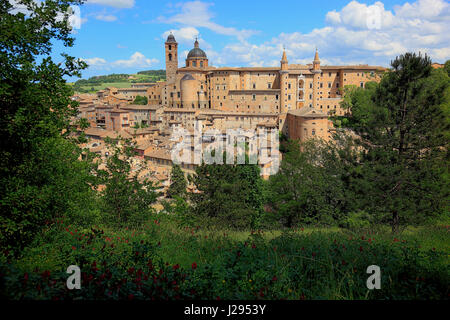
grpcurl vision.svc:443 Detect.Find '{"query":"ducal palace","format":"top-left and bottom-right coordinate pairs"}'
top-left (148, 34), bottom-right (385, 139)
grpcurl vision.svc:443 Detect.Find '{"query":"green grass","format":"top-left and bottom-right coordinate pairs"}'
top-left (2, 217), bottom-right (449, 300)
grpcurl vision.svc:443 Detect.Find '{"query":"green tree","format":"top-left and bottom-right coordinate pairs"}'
top-left (133, 95), bottom-right (148, 105)
top-left (268, 139), bottom-right (347, 227)
top-left (98, 138), bottom-right (159, 224)
top-left (0, 0), bottom-right (96, 253)
top-left (444, 60), bottom-right (450, 77)
top-left (167, 164), bottom-right (187, 198)
top-left (349, 52), bottom-right (449, 233)
top-left (189, 160), bottom-right (264, 230)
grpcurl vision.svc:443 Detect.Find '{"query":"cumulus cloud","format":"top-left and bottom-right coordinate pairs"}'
top-left (209, 0), bottom-right (450, 67)
top-left (162, 27), bottom-right (201, 45)
top-left (95, 14), bottom-right (117, 22)
top-left (157, 1), bottom-right (258, 42)
top-left (85, 0), bottom-right (135, 8)
top-left (82, 52), bottom-right (158, 70)
top-left (82, 57), bottom-right (108, 67)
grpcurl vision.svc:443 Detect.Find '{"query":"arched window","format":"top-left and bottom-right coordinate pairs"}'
top-left (168, 53), bottom-right (172, 61)
top-left (200, 61), bottom-right (204, 67)
top-left (168, 45), bottom-right (172, 51)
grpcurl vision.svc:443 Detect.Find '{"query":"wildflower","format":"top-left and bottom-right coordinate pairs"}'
top-left (249, 279), bottom-right (252, 283)
top-left (272, 276), bottom-right (277, 282)
top-left (288, 288), bottom-right (293, 293)
top-left (173, 264), bottom-right (180, 271)
top-left (359, 246), bottom-right (363, 252)
top-left (72, 246), bottom-right (76, 250)
top-left (252, 243), bottom-right (256, 249)
top-left (192, 262), bottom-right (197, 270)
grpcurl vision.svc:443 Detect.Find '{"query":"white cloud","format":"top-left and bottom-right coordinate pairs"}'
top-left (85, 0), bottom-right (135, 8)
top-left (95, 14), bottom-right (117, 22)
top-left (111, 52), bottom-right (159, 68)
top-left (82, 52), bottom-right (158, 70)
top-left (162, 27), bottom-right (201, 45)
top-left (82, 57), bottom-right (107, 67)
top-left (208, 0), bottom-right (450, 67)
top-left (157, 1), bottom-right (258, 42)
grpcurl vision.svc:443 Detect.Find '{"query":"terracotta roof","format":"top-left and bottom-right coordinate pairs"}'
top-left (321, 65), bottom-right (387, 71)
top-left (84, 127), bottom-right (132, 139)
top-left (164, 108), bottom-right (196, 113)
top-left (121, 104), bottom-right (158, 110)
top-left (135, 141), bottom-right (153, 151)
top-left (144, 149), bottom-right (172, 161)
top-left (288, 107), bottom-right (328, 118)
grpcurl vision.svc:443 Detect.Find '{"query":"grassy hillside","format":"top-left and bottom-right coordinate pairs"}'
top-left (71, 70), bottom-right (166, 93)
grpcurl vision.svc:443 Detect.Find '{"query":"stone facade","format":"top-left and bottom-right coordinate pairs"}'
top-left (151, 35), bottom-right (385, 141)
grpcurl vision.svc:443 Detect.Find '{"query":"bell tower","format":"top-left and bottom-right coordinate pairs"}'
top-left (165, 32), bottom-right (178, 84)
top-left (311, 48), bottom-right (321, 108)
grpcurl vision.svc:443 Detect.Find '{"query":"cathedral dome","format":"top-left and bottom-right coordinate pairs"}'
top-left (187, 39), bottom-right (207, 58)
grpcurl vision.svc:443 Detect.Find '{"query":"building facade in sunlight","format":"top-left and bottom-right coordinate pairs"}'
top-left (146, 34), bottom-right (386, 139)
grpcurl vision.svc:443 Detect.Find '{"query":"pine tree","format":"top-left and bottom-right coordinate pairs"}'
top-left (167, 164), bottom-right (187, 198)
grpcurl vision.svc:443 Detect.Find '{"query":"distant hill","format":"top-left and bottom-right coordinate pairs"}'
top-left (71, 70), bottom-right (166, 93)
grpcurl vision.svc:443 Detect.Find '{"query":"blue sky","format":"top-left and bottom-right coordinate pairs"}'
top-left (47, 0), bottom-right (449, 80)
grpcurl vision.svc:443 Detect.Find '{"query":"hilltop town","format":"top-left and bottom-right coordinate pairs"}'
top-left (72, 34), bottom-right (387, 194)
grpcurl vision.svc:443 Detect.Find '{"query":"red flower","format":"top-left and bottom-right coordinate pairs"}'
top-left (252, 243), bottom-right (256, 249)
top-left (173, 264), bottom-right (180, 271)
top-left (312, 252), bottom-right (316, 257)
top-left (72, 246), bottom-right (76, 250)
top-left (359, 246), bottom-right (363, 252)
top-left (128, 294), bottom-right (134, 300)
top-left (272, 276), bottom-right (277, 282)
top-left (192, 262), bottom-right (197, 270)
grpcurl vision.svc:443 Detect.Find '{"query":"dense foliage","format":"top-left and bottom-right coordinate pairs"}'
top-left (0, 0), bottom-right (93, 254)
top-left (188, 162), bottom-right (264, 230)
top-left (167, 164), bottom-right (187, 199)
top-left (1, 219), bottom-right (448, 300)
top-left (132, 95), bottom-right (148, 105)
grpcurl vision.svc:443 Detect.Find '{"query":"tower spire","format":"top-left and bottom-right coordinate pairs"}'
top-left (314, 47), bottom-right (320, 63)
top-left (281, 47), bottom-right (288, 63)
